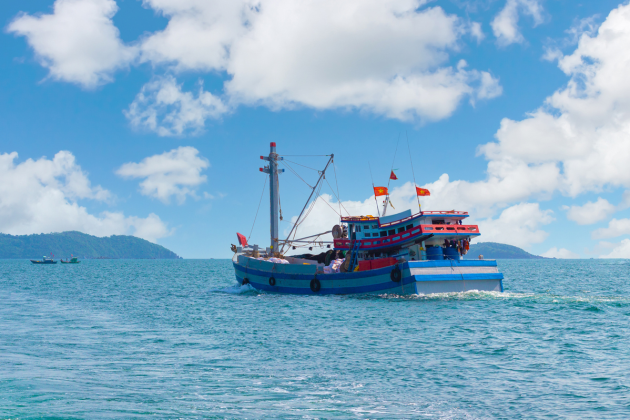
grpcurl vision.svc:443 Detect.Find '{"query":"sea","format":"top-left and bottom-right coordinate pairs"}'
top-left (1, 259), bottom-right (629, 419)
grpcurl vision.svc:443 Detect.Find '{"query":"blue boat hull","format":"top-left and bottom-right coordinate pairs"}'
top-left (233, 256), bottom-right (503, 295)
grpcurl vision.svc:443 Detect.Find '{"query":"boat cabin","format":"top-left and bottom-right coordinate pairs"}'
top-left (334, 209), bottom-right (479, 261)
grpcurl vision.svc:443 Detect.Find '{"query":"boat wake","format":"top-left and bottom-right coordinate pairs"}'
top-left (373, 289), bottom-right (630, 305)
top-left (209, 283), bottom-right (260, 295)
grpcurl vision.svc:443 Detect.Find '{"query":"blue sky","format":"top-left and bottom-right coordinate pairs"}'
top-left (2, 0), bottom-right (630, 258)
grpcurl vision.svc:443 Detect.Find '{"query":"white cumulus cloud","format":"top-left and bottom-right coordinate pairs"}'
top-left (222, 1), bottom-right (500, 122)
top-left (475, 202), bottom-right (553, 249)
top-left (0, 151), bottom-right (170, 243)
top-left (7, 0), bottom-right (136, 88)
top-left (599, 239), bottom-right (630, 259)
top-left (592, 218), bottom-right (630, 240)
top-left (125, 76), bottom-right (228, 136)
top-left (116, 146), bottom-right (209, 204)
top-left (430, 2), bottom-right (630, 222)
top-left (541, 247), bottom-right (581, 259)
top-left (491, 0), bottom-right (544, 46)
top-left (564, 198), bottom-right (616, 225)
top-left (10, 0), bottom-right (503, 124)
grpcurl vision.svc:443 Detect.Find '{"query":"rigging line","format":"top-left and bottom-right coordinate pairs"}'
top-left (281, 161), bottom-right (314, 189)
top-left (283, 159), bottom-right (320, 171)
top-left (332, 157), bottom-right (343, 217)
top-left (313, 186), bottom-right (341, 217)
top-left (406, 131), bottom-right (422, 212)
top-left (296, 182), bottom-right (327, 231)
top-left (280, 154), bottom-right (331, 157)
top-left (281, 155), bottom-right (334, 254)
top-left (292, 178), bottom-right (336, 240)
top-left (248, 174), bottom-right (268, 241)
top-left (368, 162), bottom-right (381, 217)
top-left (384, 134), bottom-right (401, 216)
top-left (276, 168), bottom-right (283, 221)
top-left (387, 133), bottom-right (401, 191)
top-left (324, 177), bottom-right (350, 216)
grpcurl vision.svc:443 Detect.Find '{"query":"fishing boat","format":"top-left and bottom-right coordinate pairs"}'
top-left (231, 142), bottom-right (503, 295)
top-left (60, 256), bottom-right (80, 264)
top-left (31, 256), bottom-right (57, 264)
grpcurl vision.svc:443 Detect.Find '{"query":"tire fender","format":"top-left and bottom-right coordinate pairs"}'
top-left (390, 266), bottom-right (402, 283)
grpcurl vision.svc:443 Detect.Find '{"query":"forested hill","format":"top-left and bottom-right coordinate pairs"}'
top-left (464, 242), bottom-right (545, 259)
top-left (0, 231), bottom-right (180, 259)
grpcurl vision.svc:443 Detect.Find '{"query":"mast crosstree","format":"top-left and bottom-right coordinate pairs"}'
top-left (260, 142), bottom-right (284, 255)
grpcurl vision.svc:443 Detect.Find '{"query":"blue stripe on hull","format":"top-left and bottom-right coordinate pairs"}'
top-left (233, 259), bottom-right (504, 295)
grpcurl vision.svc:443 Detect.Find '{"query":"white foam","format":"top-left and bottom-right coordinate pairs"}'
top-left (209, 283), bottom-right (258, 294)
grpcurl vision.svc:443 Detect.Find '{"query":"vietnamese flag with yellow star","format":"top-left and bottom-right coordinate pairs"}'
top-left (373, 186), bottom-right (388, 196)
top-left (416, 187), bottom-right (430, 196)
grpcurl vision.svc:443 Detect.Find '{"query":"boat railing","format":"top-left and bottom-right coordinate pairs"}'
top-left (420, 224), bottom-right (478, 233)
top-left (340, 215), bottom-right (379, 222)
top-left (377, 212), bottom-right (423, 228)
top-left (343, 211), bottom-right (470, 229)
top-left (421, 210), bottom-right (469, 215)
top-left (334, 224), bottom-right (479, 249)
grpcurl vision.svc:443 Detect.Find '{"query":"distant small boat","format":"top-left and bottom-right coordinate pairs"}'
top-left (31, 256), bottom-right (57, 264)
top-left (60, 257), bottom-right (80, 264)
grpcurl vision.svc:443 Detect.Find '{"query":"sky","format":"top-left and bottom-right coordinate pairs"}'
top-left (2, 0), bottom-right (630, 259)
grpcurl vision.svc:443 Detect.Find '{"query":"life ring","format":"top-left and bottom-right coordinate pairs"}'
top-left (242, 278), bottom-right (250, 285)
top-left (269, 277), bottom-right (276, 286)
top-left (310, 278), bottom-right (321, 292)
top-left (390, 266), bottom-right (401, 282)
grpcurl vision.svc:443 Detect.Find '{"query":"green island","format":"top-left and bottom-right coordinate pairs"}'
top-left (0, 231), bottom-right (180, 259)
top-left (464, 242), bottom-right (545, 259)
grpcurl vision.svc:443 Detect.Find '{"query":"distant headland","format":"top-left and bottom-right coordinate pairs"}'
top-left (465, 242), bottom-right (545, 260)
top-left (0, 231), bottom-right (181, 259)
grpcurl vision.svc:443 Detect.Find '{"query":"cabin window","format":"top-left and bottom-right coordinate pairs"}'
top-left (397, 227), bottom-right (405, 234)
top-left (372, 225), bottom-right (378, 229)
top-left (356, 225), bottom-right (361, 232)
top-left (406, 224), bottom-right (413, 230)
top-left (364, 233), bottom-right (371, 238)
top-left (388, 229), bottom-right (395, 236)
top-left (363, 225), bottom-right (369, 230)
top-left (380, 231), bottom-right (387, 237)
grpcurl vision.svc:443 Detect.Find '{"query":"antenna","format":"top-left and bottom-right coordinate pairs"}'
top-left (383, 134), bottom-right (401, 216)
top-left (368, 162), bottom-right (381, 217)
top-left (406, 132), bottom-right (421, 212)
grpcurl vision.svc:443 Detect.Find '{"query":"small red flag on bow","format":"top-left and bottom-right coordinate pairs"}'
top-left (389, 170), bottom-right (397, 180)
top-left (416, 187), bottom-right (430, 196)
top-left (236, 232), bottom-right (248, 246)
top-left (373, 186), bottom-right (388, 196)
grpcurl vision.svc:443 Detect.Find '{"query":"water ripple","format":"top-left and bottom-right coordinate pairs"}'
top-left (1, 259), bottom-right (630, 418)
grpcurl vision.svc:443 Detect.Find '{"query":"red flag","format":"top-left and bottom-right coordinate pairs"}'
top-left (373, 186), bottom-right (388, 196)
top-left (389, 170), bottom-right (398, 180)
top-left (236, 232), bottom-right (248, 246)
top-left (416, 187), bottom-right (430, 196)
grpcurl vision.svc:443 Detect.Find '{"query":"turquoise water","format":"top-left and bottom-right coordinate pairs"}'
top-left (1, 259), bottom-right (629, 419)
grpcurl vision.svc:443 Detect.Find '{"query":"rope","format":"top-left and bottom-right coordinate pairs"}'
top-left (283, 159), bottom-right (320, 171)
top-left (248, 174), bottom-right (268, 241)
top-left (276, 169), bottom-right (283, 221)
top-left (332, 158), bottom-right (344, 217)
top-left (281, 161), bottom-right (313, 189)
top-left (325, 177), bottom-right (350, 216)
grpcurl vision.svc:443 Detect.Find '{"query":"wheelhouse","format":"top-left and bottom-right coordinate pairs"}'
top-left (334, 209), bottom-right (479, 261)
